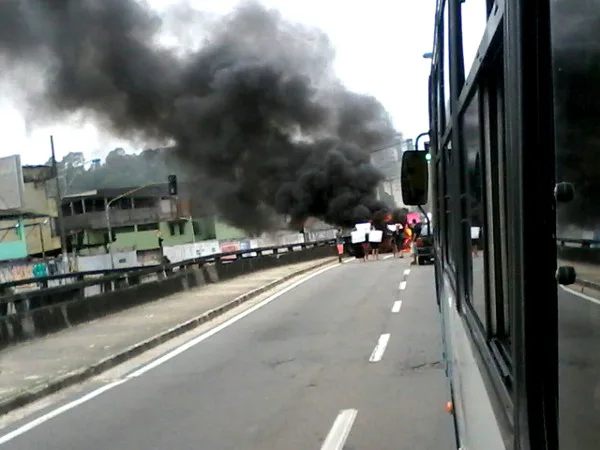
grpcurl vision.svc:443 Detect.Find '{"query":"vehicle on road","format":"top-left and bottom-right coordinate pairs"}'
top-left (415, 223), bottom-right (434, 265)
top-left (397, 0), bottom-right (593, 449)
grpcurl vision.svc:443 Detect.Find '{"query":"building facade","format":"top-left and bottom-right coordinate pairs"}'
top-left (0, 165), bottom-right (61, 262)
top-left (369, 141), bottom-right (407, 209)
top-left (60, 184), bottom-right (247, 256)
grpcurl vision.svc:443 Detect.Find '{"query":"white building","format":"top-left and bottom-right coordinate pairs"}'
top-left (369, 138), bottom-right (407, 209)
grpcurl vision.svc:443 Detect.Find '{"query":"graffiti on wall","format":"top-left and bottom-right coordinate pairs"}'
top-left (219, 241), bottom-right (242, 260)
top-left (0, 262), bottom-right (34, 283)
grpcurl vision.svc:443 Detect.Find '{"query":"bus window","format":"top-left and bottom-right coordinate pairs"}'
top-left (443, 144), bottom-right (453, 266)
top-left (460, 0), bottom-right (488, 78)
top-left (482, 52), bottom-right (511, 351)
top-left (552, 0), bottom-right (600, 447)
top-left (443, 1), bottom-right (451, 122)
top-left (462, 90), bottom-right (487, 328)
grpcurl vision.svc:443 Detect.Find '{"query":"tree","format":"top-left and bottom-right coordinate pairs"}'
top-left (53, 147), bottom-right (186, 193)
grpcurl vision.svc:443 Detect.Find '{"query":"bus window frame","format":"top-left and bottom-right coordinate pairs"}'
top-left (428, 0), bottom-right (558, 448)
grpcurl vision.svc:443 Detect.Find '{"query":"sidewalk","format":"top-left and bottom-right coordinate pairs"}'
top-left (0, 257), bottom-right (336, 414)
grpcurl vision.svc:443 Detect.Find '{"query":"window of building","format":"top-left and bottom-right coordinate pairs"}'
top-left (73, 200), bottom-right (84, 215)
top-left (113, 226), bottom-right (135, 234)
top-left (61, 203), bottom-right (72, 217)
top-left (137, 223), bottom-right (159, 232)
top-left (192, 221), bottom-right (202, 236)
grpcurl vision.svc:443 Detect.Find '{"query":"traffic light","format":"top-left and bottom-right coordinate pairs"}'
top-left (168, 174), bottom-right (177, 196)
top-left (424, 142), bottom-right (431, 161)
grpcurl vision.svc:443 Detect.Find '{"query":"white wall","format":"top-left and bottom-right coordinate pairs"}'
top-left (162, 240), bottom-right (220, 263)
top-left (76, 251), bottom-right (138, 271)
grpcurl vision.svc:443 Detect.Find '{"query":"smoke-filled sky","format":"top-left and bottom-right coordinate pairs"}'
top-left (0, 0), bottom-right (486, 232)
top-left (0, 0), bottom-right (486, 164)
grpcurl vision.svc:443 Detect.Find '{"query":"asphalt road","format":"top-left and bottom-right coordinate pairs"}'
top-left (558, 285), bottom-right (600, 450)
top-left (0, 257), bottom-right (455, 450)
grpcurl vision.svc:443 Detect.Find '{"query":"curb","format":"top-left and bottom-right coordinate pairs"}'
top-left (575, 278), bottom-right (600, 291)
top-left (0, 257), bottom-right (338, 416)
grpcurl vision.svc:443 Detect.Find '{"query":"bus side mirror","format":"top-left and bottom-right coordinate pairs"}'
top-left (401, 150), bottom-right (429, 206)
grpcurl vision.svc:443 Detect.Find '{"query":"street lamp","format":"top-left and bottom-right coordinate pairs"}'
top-left (104, 179), bottom-right (166, 269)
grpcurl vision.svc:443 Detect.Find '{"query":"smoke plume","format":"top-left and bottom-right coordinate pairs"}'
top-left (0, 0), bottom-right (396, 233)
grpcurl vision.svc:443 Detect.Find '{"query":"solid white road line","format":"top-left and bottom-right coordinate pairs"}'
top-left (320, 409), bottom-right (358, 450)
top-left (383, 254), bottom-right (394, 260)
top-left (403, 269), bottom-right (410, 276)
top-left (369, 333), bottom-right (391, 362)
top-left (0, 381), bottom-right (126, 445)
top-left (399, 281), bottom-right (407, 290)
top-left (560, 285), bottom-right (600, 306)
top-left (391, 300), bottom-right (402, 313)
top-left (0, 264), bottom-right (338, 446)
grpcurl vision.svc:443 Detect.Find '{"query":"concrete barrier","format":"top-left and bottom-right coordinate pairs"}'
top-left (558, 246), bottom-right (600, 265)
top-left (0, 245), bottom-right (333, 349)
top-left (0, 267), bottom-right (206, 347)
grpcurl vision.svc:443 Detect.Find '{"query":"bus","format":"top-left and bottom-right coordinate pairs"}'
top-left (401, 0), bottom-right (600, 448)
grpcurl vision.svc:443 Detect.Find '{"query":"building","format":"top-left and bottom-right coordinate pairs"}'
top-left (60, 184), bottom-right (247, 257)
top-left (370, 140), bottom-right (407, 209)
top-left (0, 165), bottom-right (61, 262)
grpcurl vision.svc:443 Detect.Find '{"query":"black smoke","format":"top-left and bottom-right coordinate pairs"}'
top-left (391, 208), bottom-right (409, 226)
top-left (0, 0), bottom-right (396, 233)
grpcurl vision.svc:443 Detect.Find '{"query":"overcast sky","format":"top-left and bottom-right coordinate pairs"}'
top-left (0, 0), bottom-right (485, 165)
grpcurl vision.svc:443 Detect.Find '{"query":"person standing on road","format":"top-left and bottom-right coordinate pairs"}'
top-left (403, 223), bottom-right (413, 255)
top-left (335, 228), bottom-right (345, 263)
top-left (410, 219), bottom-right (422, 265)
top-left (392, 223), bottom-right (404, 258)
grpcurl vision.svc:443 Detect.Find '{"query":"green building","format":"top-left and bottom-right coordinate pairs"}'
top-left (61, 185), bottom-right (246, 255)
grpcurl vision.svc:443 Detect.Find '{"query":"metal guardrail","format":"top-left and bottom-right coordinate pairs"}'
top-left (0, 239), bottom-right (336, 317)
top-left (0, 238), bottom-right (337, 292)
top-left (556, 237), bottom-right (600, 247)
top-left (556, 237), bottom-right (600, 290)
top-left (556, 237), bottom-right (600, 265)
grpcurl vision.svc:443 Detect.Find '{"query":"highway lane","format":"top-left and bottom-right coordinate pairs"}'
top-left (0, 257), bottom-right (454, 450)
top-left (558, 285), bottom-right (600, 450)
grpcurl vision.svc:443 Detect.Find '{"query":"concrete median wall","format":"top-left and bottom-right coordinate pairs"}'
top-left (557, 245), bottom-right (600, 265)
top-left (0, 245), bottom-right (333, 349)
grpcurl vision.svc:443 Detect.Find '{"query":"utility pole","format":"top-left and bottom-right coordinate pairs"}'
top-left (105, 203), bottom-right (116, 270)
top-left (51, 136), bottom-right (69, 273)
top-left (38, 222), bottom-right (46, 261)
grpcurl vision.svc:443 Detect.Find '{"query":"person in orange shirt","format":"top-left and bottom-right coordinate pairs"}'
top-left (403, 225), bottom-right (413, 253)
